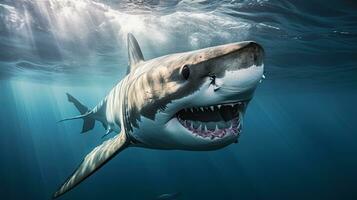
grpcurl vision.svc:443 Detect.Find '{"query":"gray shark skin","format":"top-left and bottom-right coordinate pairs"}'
top-left (53, 33), bottom-right (264, 198)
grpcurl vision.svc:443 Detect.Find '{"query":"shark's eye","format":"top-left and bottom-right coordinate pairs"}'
top-left (181, 65), bottom-right (190, 80)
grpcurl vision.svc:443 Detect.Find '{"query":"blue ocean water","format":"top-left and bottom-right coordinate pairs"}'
top-left (1, 0), bottom-right (357, 199)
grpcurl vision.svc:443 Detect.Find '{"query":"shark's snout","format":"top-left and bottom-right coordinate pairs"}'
top-left (216, 41), bottom-right (264, 72)
top-left (239, 41), bottom-right (264, 67)
top-left (204, 41), bottom-right (264, 101)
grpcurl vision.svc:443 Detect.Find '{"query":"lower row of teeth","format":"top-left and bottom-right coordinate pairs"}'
top-left (178, 117), bottom-right (241, 139)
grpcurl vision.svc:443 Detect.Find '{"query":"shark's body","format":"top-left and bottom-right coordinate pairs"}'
top-left (54, 33), bottom-right (264, 198)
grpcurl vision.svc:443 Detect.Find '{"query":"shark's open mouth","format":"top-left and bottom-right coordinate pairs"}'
top-left (176, 102), bottom-right (247, 139)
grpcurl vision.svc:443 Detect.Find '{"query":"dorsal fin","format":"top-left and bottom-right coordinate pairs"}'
top-left (127, 33), bottom-right (144, 73)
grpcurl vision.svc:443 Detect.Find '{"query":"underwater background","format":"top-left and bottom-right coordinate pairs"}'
top-left (1, 0), bottom-right (357, 199)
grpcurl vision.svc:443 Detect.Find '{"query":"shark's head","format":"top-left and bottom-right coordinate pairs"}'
top-left (125, 34), bottom-right (264, 150)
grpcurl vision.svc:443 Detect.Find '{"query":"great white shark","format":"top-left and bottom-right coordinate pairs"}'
top-left (53, 33), bottom-right (264, 198)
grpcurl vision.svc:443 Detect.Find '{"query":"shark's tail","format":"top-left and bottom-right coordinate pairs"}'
top-left (59, 93), bottom-right (95, 133)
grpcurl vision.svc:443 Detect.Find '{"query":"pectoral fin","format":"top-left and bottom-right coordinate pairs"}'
top-left (53, 132), bottom-right (128, 198)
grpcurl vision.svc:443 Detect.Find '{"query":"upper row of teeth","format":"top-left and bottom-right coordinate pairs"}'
top-left (184, 102), bottom-right (244, 112)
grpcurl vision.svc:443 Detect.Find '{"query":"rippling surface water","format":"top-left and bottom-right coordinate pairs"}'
top-left (0, 1), bottom-right (357, 199)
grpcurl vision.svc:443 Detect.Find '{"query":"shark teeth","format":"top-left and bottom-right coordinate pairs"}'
top-left (176, 101), bottom-right (247, 140)
top-left (181, 102), bottom-right (246, 114)
top-left (177, 115), bottom-right (242, 140)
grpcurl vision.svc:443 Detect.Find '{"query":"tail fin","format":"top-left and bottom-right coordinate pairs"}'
top-left (61, 93), bottom-right (95, 133)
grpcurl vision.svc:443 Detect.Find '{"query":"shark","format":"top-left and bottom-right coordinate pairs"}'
top-left (53, 33), bottom-right (264, 198)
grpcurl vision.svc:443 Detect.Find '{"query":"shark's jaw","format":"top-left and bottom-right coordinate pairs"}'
top-left (176, 101), bottom-right (246, 139)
